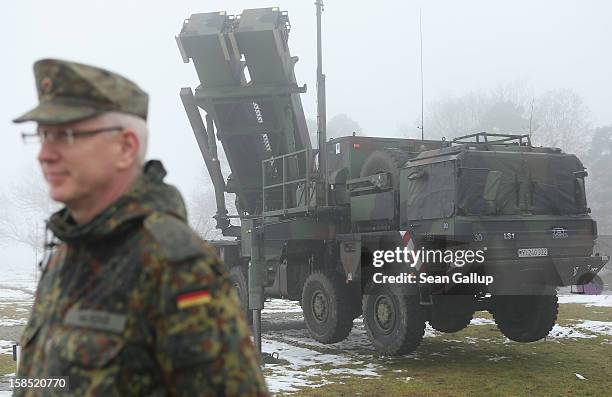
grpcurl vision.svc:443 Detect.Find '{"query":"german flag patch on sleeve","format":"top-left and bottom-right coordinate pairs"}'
top-left (176, 290), bottom-right (211, 309)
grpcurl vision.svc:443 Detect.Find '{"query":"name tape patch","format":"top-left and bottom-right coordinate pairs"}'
top-left (64, 308), bottom-right (127, 334)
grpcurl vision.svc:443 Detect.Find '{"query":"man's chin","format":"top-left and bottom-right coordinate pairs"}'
top-left (48, 189), bottom-right (71, 205)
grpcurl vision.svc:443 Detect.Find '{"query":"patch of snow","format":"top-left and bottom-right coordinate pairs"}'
top-left (0, 301), bottom-right (32, 308)
top-left (424, 324), bottom-right (440, 338)
top-left (262, 338), bottom-right (380, 393)
top-left (326, 365), bottom-right (380, 377)
top-left (547, 325), bottom-right (596, 339)
top-left (0, 318), bottom-right (27, 327)
top-left (0, 289), bottom-right (32, 301)
top-left (558, 294), bottom-right (612, 307)
top-left (470, 318), bottom-right (496, 325)
top-left (0, 262), bottom-right (38, 292)
top-left (575, 320), bottom-right (612, 336)
top-left (263, 299), bottom-right (303, 314)
top-left (269, 325), bottom-right (375, 352)
top-left (486, 355), bottom-right (511, 362)
top-left (0, 340), bottom-right (16, 355)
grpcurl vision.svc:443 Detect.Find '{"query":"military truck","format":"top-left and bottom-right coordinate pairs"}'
top-left (175, 5), bottom-right (609, 355)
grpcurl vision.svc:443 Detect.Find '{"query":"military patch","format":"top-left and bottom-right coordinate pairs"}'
top-left (144, 213), bottom-right (204, 262)
top-left (41, 76), bottom-right (53, 95)
top-left (176, 290), bottom-right (211, 309)
top-left (64, 308), bottom-right (127, 334)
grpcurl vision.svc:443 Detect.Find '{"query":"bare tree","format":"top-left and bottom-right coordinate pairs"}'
top-left (583, 125), bottom-right (612, 234)
top-left (0, 168), bottom-right (59, 280)
top-left (186, 175), bottom-right (217, 240)
top-left (531, 88), bottom-right (592, 155)
top-left (186, 148), bottom-right (237, 241)
top-left (419, 83), bottom-right (590, 154)
top-left (421, 91), bottom-right (490, 140)
top-left (327, 114), bottom-right (363, 139)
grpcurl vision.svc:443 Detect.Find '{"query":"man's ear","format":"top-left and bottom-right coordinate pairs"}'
top-left (116, 129), bottom-right (140, 170)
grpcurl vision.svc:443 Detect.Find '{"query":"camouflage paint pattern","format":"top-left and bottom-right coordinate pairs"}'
top-left (15, 160), bottom-right (268, 397)
top-left (13, 58), bottom-right (148, 125)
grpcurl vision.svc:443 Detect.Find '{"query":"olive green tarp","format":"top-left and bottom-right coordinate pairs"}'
top-left (401, 150), bottom-right (586, 220)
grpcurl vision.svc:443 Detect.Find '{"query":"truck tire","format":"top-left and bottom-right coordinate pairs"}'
top-left (492, 293), bottom-right (558, 342)
top-left (230, 265), bottom-right (253, 324)
top-left (429, 295), bottom-right (475, 333)
top-left (362, 282), bottom-right (426, 355)
top-left (302, 271), bottom-right (354, 343)
top-left (360, 149), bottom-right (413, 189)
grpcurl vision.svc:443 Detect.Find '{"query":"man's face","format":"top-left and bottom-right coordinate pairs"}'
top-left (37, 115), bottom-right (125, 208)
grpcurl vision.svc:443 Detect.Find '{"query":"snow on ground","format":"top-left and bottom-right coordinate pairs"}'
top-left (262, 338), bottom-right (381, 393)
top-left (575, 320), bottom-right (612, 336)
top-left (1, 270), bottom-right (610, 394)
top-left (0, 289), bottom-right (32, 301)
top-left (0, 319), bottom-right (26, 327)
top-left (548, 324), bottom-right (596, 339)
top-left (558, 294), bottom-right (612, 307)
top-left (0, 340), bottom-right (15, 355)
top-left (486, 355), bottom-right (511, 362)
top-left (260, 297), bottom-right (612, 394)
top-left (0, 262), bottom-right (36, 304)
top-left (263, 299), bottom-right (303, 314)
top-left (470, 318), bottom-right (495, 325)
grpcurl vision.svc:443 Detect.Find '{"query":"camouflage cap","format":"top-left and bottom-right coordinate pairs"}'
top-left (13, 58), bottom-right (148, 125)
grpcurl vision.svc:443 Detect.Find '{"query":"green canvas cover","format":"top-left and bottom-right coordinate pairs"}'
top-left (456, 150), bottom-right (586, 216)
top-left (401, 160), bottom-right (455, 220)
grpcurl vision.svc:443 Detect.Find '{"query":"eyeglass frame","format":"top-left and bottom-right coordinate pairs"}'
top-left (21, 126), bottom-right (124, 145)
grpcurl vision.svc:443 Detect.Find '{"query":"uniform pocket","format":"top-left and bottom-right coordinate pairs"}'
top-left (162, 329), bottom-right (221, 369)
top-left (51, 327), bottom-right (125, 369)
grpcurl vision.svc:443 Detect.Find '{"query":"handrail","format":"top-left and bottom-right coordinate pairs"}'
top-left (452, 132), bottom-right (531, 146)
top-left (262, 148), bottom-right (318, 216)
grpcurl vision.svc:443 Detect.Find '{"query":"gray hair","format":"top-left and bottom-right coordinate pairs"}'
top-left (100, 111), bottom-right (148, 166)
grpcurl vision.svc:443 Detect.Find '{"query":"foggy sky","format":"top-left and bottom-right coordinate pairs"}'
top-left (1, 0), bottom-right (611, 265)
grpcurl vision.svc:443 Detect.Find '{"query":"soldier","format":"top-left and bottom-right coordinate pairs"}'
top-left (12, 59), bottom-right (268, 396)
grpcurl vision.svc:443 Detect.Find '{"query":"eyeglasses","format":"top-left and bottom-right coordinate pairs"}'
top-left (21, 126), bottom-right (124, 145)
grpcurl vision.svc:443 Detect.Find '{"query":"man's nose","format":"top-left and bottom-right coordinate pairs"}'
top-left (37, 140), bottom-right (61, 163)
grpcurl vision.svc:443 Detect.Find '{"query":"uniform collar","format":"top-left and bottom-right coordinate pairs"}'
top-left (47, 160), bottom-right (187, 243)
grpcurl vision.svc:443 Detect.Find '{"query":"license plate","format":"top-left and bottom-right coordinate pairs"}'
top-left (518, 248), bottom-right (548, 257)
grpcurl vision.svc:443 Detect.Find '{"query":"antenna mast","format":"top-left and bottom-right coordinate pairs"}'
top-left (419, 9), bottom-right (424, 141)
top-left (315, 0), bottom-right (327, 204)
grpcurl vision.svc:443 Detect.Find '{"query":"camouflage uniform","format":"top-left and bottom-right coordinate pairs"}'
top-left (13, 59), bottom-right (268, 396)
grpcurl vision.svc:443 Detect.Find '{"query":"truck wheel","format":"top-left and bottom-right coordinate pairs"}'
top-left (360, 149), bottom-right (412, 189)
top-left (429, 295), bottom-right (475, 333)
top-left (302, 271), bottom-right (354, 343)
top-left (492, 293), bottom-right (558, 342)
top-left (362, 282), bottom-right (426, 355)
top-left (230, 266), bottom-right (253, 324)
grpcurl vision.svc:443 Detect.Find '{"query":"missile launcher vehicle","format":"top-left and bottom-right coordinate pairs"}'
top-left (176, 6), bottom-right (609, 355)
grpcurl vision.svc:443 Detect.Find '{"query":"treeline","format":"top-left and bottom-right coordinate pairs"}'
top-left (412, 84), bottom-right (611, 233)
